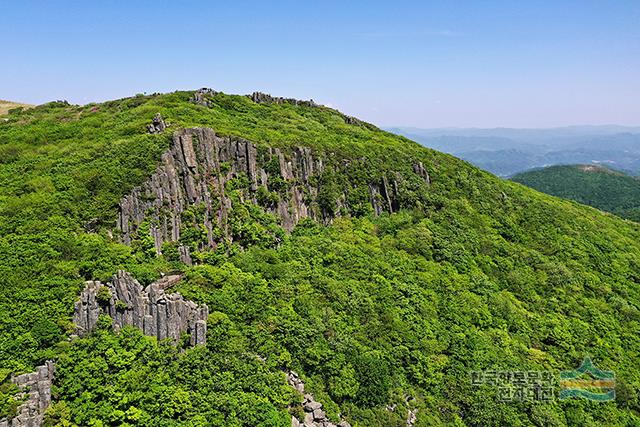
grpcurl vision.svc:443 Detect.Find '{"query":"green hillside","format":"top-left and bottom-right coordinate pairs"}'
top-left (0, 100), bottom-right (33, 116)
top-left (1, 91), bottom-right (640, 426)
top-left (512, 165), bottom-right (640, 221)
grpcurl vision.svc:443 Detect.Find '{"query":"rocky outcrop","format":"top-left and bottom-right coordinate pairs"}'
top-left (0, 361), bottom-right (55, 427)
top-left (248, 92), bottom-right (317, 107)
top-left (343, 116), bottom-right (361, 126)
top-left (190, 88), bottom-right (218, 106)
top-left (386, 396), bottom-right (418, 427)
top-left (74, 271), bottom-right (208, 346)
top-left (147, 113), bottom-right (166, 134)
top-left (287, 371), bottom-right (351, 427)
top-left (406, 408), bottom-right (417, 427)
top-left (413, 162), bottom-right (431, 185)
top-left (116, 127), bottom-right (428, 258)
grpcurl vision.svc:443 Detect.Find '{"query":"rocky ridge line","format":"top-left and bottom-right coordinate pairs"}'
top-left (247, 91), bottom-right (317, 107)
top-left (192, 88), bottom-right (375, 128)
top-left (0, 361), bottom-right (55, 427)
top-left (74, 271), bottom-right (208, 345)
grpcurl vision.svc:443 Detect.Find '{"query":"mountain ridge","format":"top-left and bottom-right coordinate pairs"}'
top-left (390, 126), bottom-right (640, 176)
top-left (1, 89), bottom-right (639, 426)
top-left (512, 164), bottom-right (640, 221)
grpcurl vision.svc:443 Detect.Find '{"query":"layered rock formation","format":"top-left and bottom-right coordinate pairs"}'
top-left (74, 271), bottom-right (208, 346)
top-left (0, 361), bottom-right (55, 427)
top-left (116, 127), bottom-right (430, 261)
top-left (287, 371), bottom-right (351, 427)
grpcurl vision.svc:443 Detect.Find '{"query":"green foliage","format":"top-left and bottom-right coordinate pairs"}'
top-left (512, 164), bottom-right (640, 221)
top-left (47, 327), bottom-right (294, 426)
top-left (0, 375), bottom-right (21, 419)
top-left (96, 287), bottom-right (112, 304)
top-left (2, 91), bottom-right (640, 425)
top-left (354, 351), bottom-right (391, 405)
top-left (175, 210), bottom-right (640, 425)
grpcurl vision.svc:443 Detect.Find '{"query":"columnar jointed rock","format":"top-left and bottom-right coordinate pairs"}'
top-left (74, 271), bottom-right (208, 346)
top-left (116, 127), bottom-right (428, 256)
top-left (287, 371), bottom-right (351, 427)
top-left (413, 162), bottom-right (431, 185)
top-left (147, 113), bottom-right (166, 134)
top-left (0, 361), bottom-right (55, 427)
top-left (248, 92), bottom-right (317, 107)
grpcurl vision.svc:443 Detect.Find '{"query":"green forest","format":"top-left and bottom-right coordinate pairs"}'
top-left (1, 91), bottom-right (639, 426)
top-left (512, 165), bottom-right (640, 221)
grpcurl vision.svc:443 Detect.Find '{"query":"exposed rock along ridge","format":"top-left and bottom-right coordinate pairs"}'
top-left (74, 271), bottom-right (208, 346)
top-left (117, 127), bottom-right (430, 262)
top-left (190, 88), bottom-right (317, 108)
top-left (0, 361), bottom-right (55, 427)
top-left (190, 88), bottom-right (218, 106)
top-left (248, 91), bottom-right (317, 107)
top-left (193, 89), bottom-right (370, 127)
top-left (287, 371), bottom-right (351, 427)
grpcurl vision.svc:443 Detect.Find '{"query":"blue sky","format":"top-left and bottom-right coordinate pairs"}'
top-left (1, 0), bottom-right (639, 127)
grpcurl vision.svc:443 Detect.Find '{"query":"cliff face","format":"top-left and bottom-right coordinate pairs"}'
top-left (117, 127), bottom-right (430, 262)
top-left (74, 271), bottom-right (208, 346)
top-left (0, 361), bottom-right (54, 427)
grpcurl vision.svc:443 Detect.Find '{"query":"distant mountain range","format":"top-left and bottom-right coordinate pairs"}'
top-left (512, 164), bottom-right (640, 221)
top-left (389, 126), bottom-right (640, 177)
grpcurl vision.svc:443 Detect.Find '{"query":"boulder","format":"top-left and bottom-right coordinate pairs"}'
top-left (147, 113), bottom-right (166, 134)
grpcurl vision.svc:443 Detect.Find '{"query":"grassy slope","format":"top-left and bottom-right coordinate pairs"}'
top-left (0, 100), bottom-right (33, 116)
top-left (0, 92), bottom-right (639, 425)
top-left (512, 165), bottom-right (640, 221)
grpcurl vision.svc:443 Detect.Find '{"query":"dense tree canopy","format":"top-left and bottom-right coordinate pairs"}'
top-left (512, 165), bottom-right (640, 221)
top-left (1, 92), bottom-right (639, 425)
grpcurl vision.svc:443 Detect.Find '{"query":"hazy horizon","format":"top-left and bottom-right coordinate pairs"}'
top-left (2, 1), bottom-right (639, 128)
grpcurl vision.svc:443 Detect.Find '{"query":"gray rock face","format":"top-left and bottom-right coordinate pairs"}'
top-left (0, 361), bottom-right (55, 427)
top-left (343, 115), bottom-right (361, 126)
top-left (413, 161), bottom-right (431, 185)
top-left (286, 371), bottom-right (350, 427)
top-left (147, 113), bottom-right (166, 134)
top-left (190, 88), bottom-right (218, 106)
top-left (74, 271), bottom-right (208, 346)
top-left (116, 127), bottom-right (425, 256)
top-left (248, 91), bottom-right (316, 107)
top-left (406, 408), bottom-right (418, 427)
